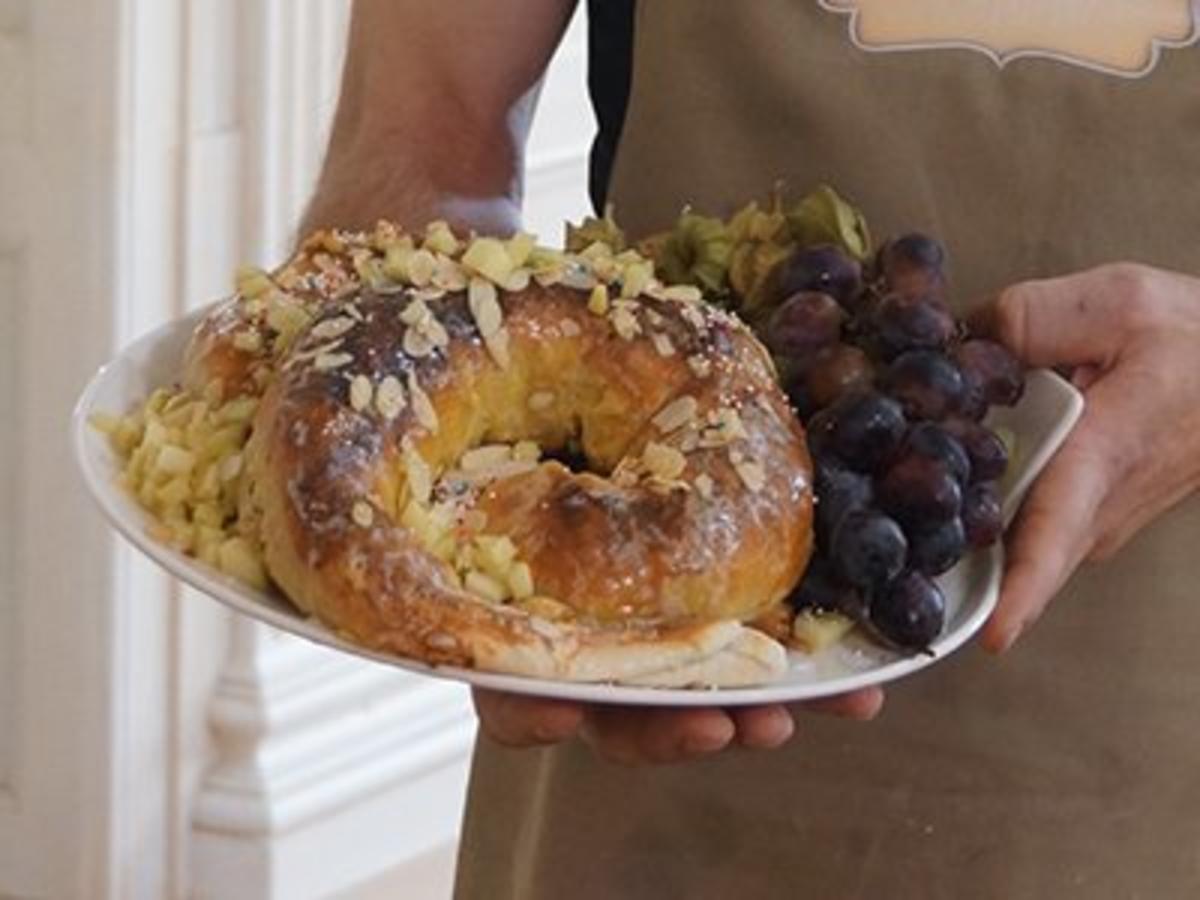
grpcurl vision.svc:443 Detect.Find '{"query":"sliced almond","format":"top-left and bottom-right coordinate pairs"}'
top-left (407, 249), bottom-right (437, 287)
top-left (423, 220), bottom-right (461, 256)
top-left (410, 286), bottom-right (447, 304)
top-left (310, 315), bottom-right (357, 341)
top-left (349, 374), bottom-right (373, 412)
top-left (688, 354), bottom-right (713, 378)
top-left (402, 327), bottom-right (436, 358)
top-left (400, 296), bottom-right (432, 326)
top-left (735, 460), bottom-right (766, 493)
top-left (403, 438), bottom-right (433, 504)
top-left (421, 315), bottom-right (450, 349)
top-left (314, 352), bottom-right (354, 371)
top-left (661, 284), bottom-right (703, 303)
top-left (651, 332), bottom-right (676, 357)
top-left (694, 472), bottom-right (715, 499)
top-left (432, 254), bottom-right (468, 291)
top-left (468, 277), bottom-right (502, 337)
top-left (351, 500), bottom-right (375, 528)
top-left (504, 268), bottom-right (532, 293)
top-left (610, 306), bottom-right (641, 340)
top-left (713, 407), bottom-right (749, 442)
top-left (652, 395), bottom-right (698, 434)
top-left (680, 306), bottom-right (708, 332)
top-left (484, 327), bottom-right (511, 369)
top-left (375, 375), bottom-right (406, 420)
top-left (407, 371), bottom-right (439, 433)
top-left (642, 442), bottom-right (687, 481)
top-left (559, 318), bottom-right (582, 337)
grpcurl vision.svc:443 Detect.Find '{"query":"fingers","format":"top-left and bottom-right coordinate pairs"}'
top-left (472, 688), bottom-right (584, 748)
top-left (730, 705), bottom-right (796, 749)
top-left (476, 687), bottom-right (886, 766)
top-left (582, 705), bottom-right (737, 765)
top-left (801, 686), bottom-right (885, 721)
top-left (981, 436), bottom-right (1109, 653)
top-left (980, 266), bottom-right (1146, 369)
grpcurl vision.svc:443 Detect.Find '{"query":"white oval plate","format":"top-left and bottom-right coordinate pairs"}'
top-left (73, 305), bottom-right (1084, 706)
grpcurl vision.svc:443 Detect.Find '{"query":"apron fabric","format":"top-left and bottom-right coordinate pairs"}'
top-left (455, 3), bottom-right (1200, 898)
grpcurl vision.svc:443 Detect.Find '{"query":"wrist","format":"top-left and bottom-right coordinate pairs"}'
top-left (300, 138), bottom-right (521, 240)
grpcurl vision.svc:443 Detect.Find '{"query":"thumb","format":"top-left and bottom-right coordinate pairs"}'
top-left (976, 268), bottom-right (1129, 370)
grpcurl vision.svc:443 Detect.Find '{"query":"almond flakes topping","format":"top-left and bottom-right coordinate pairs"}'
top-left (375, 375), bottom-right (406, 420)
top-left (735, 460), bottom-right (767, 493)
top-left (349, 374), bottom-right (373, 411)
top-left (468, 277), bottom-right (502, 337)
top-left (407, 371), bottom-right (439, 433)
top-left (652, 395), bottom-right (698, 434)
top-left (351, 500), bottom-right (375, 528)
top-left (311, 316), bottom-right (357, 341)
top-left (642, 442), bottom-right (687, 481)
top-left (314, 352), bottom-right (354, 371)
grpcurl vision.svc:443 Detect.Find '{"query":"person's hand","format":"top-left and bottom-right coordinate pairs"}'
top-left (980, 263), bottom-right (1200, 652)
top-left (472, 687), bottom-right (884, 766)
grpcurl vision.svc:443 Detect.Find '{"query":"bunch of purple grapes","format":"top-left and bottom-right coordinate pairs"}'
top-left (760, 236), bottom-right (1024, 652)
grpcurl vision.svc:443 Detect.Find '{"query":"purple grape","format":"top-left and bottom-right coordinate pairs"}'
top-left (962, 482), bottom-right (1004, 548)
top-left (814, 457), bottom-right (874, 544)
top-left (870, 570), bottom-right (946, 650)
top-left (804, 407), bottom-right (838, 457)
top-left (954, 339), bottom-right (1025, 409)
top-left (789, 557), bottom-right (839, 611)
top-left (769, 244), bottom-right (862, 308)
top-left (908, 517), bottom-right (967, 576)
top-left (831, 509), bottom-right (908, 590)
top-left (900, 422), bottom-right (971, 485)
top-left (824, 389), bottom-right (907, 473)
top-left (879, 453), bottom-right (963, 525)
top-left (878, 233), bottom-right (946, 299)
top-left (804, 343), bottom-right (875, 411)
top-left (764, 291), bottom-right (845, 359)
top-left (943, 419), bottom-right (1009, 483)
top-left (883, 350), bottom-right (966, 420)
top-left (870, 294), bottom-right (957, 359)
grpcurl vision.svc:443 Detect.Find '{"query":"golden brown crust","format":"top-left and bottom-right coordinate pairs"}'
top-left (188, 230), bottom-right (813, 686)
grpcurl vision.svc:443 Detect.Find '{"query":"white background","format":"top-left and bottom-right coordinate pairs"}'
top-left (0, 1), bottom-right (592, 898)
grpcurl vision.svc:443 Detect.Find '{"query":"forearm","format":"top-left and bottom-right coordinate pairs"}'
top-left (301, 0), bottom-right (576, 238)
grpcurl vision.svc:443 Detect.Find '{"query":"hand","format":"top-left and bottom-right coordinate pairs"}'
top-left (980, 263), bottom-right (1200, 652)
top-left (472, 687), bottom-right (883, 766)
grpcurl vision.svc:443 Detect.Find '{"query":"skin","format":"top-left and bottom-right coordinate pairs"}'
top-left (307, 2), bottom-right (1200, 765)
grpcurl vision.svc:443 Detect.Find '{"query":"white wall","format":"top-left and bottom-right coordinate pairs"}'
top-left (0, 1), bottom-right (593, 899)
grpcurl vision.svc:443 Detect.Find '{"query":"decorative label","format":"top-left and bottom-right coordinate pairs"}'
top-left (819, 0), bottom-right (1199, 77)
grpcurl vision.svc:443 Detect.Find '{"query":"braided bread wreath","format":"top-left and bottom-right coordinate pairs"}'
top-left (184, 223), bottom-right (814, 688)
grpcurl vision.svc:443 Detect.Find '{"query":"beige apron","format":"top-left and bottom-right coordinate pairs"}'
top-left (455, 3), bottom-right (1200, 897)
